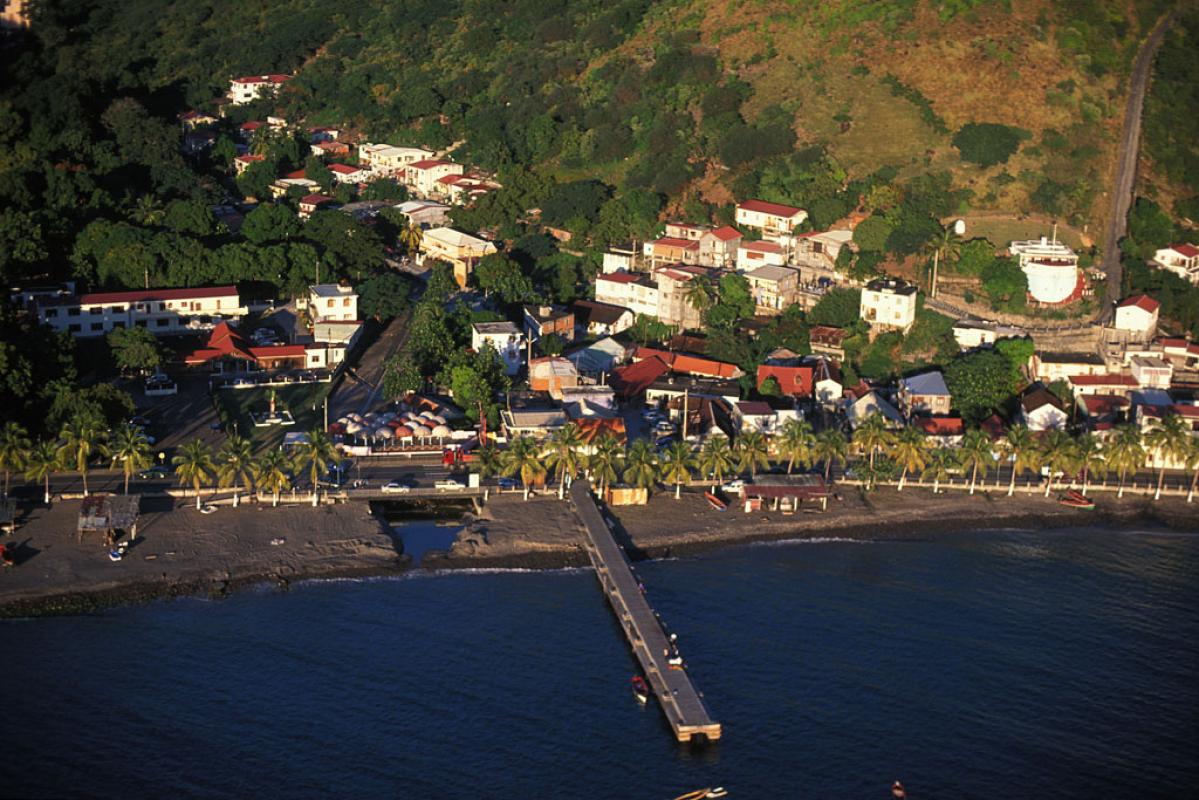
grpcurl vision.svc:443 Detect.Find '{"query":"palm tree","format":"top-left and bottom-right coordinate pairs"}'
top-left (735, 431), bottom-right (770, 479)
top-left (813, 429), bottom-right (848, 482)
top-left (1039, 429), bottom-right (1080, 497)
top-left (852, 412), bottom-right (893, 470)
top-left (776, 418), bottom-right (815, 475)
top-left (922, 224), bottom-right (962, 296)
top-left (698, 436), bottom-right (735, 490)
top-left (544, 424), bottom-right (584, 499)
top-left (57, 417), bottom-right (108, 497)
top-left (1074, 433), bottom-right (1106, 495)
top-left (0, 421), bottom-right (31, 497)
top-left (622, 439), bottom-right (659, 494)
top-left (958, 428), bottom-right (993, 495)
top-left (1000, 425), bottom-right (1039, 497)
top-left (24, 440), bottom-right (60, 505)
top-left (398, 222), bottom-right (423, 256)
top-left (1184, 437), bottom-right (1199, 503)
top-left (587, 434), bottom-right (624, 496)
top-left (296, 429), bottom-right (341, 506)
top-left (921, 448), bottom-right (957, 494)
top-left (110, 424), bottom-right (152, 495)
top-left (472, 443), bottom-right (503, 478)
top-left (217, 434), bottom-right (255, 507)
top-left (173, 439), bottom-right (215, 510)
top-left (659, 440), bottom-right (696, 499)
top-left (890, 426), bottom-right (928, 491)
top-left (253, 449), bottom-right (292, 507)
top-left (685, 277), bottom-right (716, 316)
top-left (1144, 413), bottom-right (1191, 501)
top-left (1105, 424), bottom-right (1146, 498)
top-left (502, 436), bottom-right (547, 500)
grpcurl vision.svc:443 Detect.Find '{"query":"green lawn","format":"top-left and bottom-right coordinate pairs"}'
top-left (214, 382), bottom-right (332, 451)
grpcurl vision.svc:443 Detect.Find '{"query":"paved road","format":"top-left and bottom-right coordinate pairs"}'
top-left (1097, 9), bottom-right (1178, 321)
top-left (328, 309), bottom-right (412, 421)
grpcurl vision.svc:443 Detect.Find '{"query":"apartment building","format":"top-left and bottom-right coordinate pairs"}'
top-left (38, 286), bottom-right (245, 337)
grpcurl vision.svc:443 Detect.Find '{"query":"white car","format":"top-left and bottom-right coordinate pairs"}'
top-left (380, 481), bottom-right (410, 494)
top-left (435, 479), bottom-right (465, 491)
top-left (722, 479), bottom-right (747, 493)
top-left (654, 421), bottom-right (676, 433)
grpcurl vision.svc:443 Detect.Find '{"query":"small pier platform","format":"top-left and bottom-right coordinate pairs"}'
top-left (570, 481), bottom-right (721, 744)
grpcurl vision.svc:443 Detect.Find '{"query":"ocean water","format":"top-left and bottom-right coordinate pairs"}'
top-left (4, 526), bottom-right (1198, 799)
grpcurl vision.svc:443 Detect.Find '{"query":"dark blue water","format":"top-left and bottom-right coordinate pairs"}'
top-left (4, 527), bottom-right (1198, 799)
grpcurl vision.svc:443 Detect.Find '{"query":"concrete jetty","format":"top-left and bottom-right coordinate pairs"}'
top-left (570, 480), bottom-right (721, 744)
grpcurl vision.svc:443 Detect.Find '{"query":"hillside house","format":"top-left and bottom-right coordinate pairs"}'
top-left (745, 264), bottom-right (799, 315)
top-left (756, 352), bottom-right (814, 398)
top-left (571, 300), bottom-right (635, 336)
top-left (736, 240), bottom-right (786, 272)
top-left (735, 199), bottom-right (808, 241)
top-left (528, 356), bottom-right (579, 399)
top-left (860, 278), bottom-right (917, 335)
top-left (329, 163), bottom-right (370, 184)
top-left (234, 154), bottom-right (265, 176)
top-left (1152, 243), bottom-right (1199, 284)
top-left (228, 74), bottom-right (290, 105)
top-left (402, 159), bottom-right (465, 196)
top-left (305, 284), bottom-right (358, 323)
top-left (358, 144), bottom-right (435, 175)
top-left (523, 304), bottom-right (575, 344)
top-left (1066, 373), bottom-right (1140, 398)
top-left (846, 391), bottom-right (905, 429)
top-left (1129, 355), bottom-right (1173, 389)
top-left (1031, 352), bottom-right (1107, 383)
top-left (644, 236), bottom-right (701, 267)
top-left (298, 194), bottom-right (335, 219)
top-left (653, 265), bottom-right (706, 329)
top-left (809, 325), bottom-right (847, 360)
top-left (1114, 294), bottom-right (1160, 339)
top-left (419, 227), bottom-right (497, 289)
top-left (912, 415), bottom-right (965, 447)
top-left (595, 271), bottom-right (659, 319)
top-left (952, 319), bottom-right (1027, 350)
top-left (392, 200), bottom-right (450, 228)
top-left (310, 140), bottom-right (350, 158)
top-left (791, 229), bottom-right (853, 268)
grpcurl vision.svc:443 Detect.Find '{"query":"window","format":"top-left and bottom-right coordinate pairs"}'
top-left (44, 309), bottom-right (58, 318)
top-left (91, 322), bottom-right (104, 331)
top-left (343, 298), bottom-right (351, 307)
top-left (111, 322), bottom-right (125, 330)
top-left (68, 324), bottom-right (81, 333)
top-left (68, 308), bottom-right (81, 317)
top-left (327, 299), bottom-right (335, 308)
top-left (156, 318), bottom-right (170, 327)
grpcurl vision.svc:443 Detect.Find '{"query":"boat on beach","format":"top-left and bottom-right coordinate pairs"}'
top-left (1058, 489), bottom-right (1095, 510)
top-left (704, 491), bottom-right (727, 511)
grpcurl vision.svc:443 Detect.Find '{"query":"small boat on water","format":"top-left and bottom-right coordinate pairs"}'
top-left (632, 675), bottom-right (650, 704)
top-left (1059, 489), bottom-right (1095, 510)
top-left (671, 789), bottom-right (728, 800)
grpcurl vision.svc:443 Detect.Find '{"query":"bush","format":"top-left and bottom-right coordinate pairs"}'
top-left (952, 123), bottom-right (1027, 167)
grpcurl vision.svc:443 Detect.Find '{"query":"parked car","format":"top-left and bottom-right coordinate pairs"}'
top-left (136, 466), bottom-right (169, 480)
top-left (497, 477), bottom-right (518, 489)
top-left (722, 479), bottom-right (748, 493)
top-left (380, 481), bottom-right (410, 494)
top-left (435, 479), bottom-right (465, 491)
top-left (654, 421), bottom-right (676, 434)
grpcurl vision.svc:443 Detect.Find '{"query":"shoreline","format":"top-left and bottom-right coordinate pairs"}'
top-left (3, 489), bottom-right (1195, 617)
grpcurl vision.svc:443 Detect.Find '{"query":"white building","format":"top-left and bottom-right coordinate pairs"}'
top-left (951, 319), bottom-right (1027, 350)
top-left (735, 199), bottom-right (808, 240)
top-left (401, 159), bottom-right (465, 196)
top-left (471, 321), bottom-right (523, 376)
top-left (307, 284), bottom-right (358, 323)
top-left (227, 74), bottom-right (291, 105)
top-left (329, 164), bottom-right (371, 184)
top-left (358, 144), bottom-right (435, 175)
top-left (419, 227), bottom-right (498, 289)
top-left (1114, 294), bottom-right (1160, 339)
top-left (601, 246), bottom-right (637, 274)
top-left (1152, 243), bottom-right (1199, 284)
top-left (37, 286), bottom-right (246, 337)
top-left (595, 271), bottom-right (659, 320)
top-left (1129, 356), bottom-right (1174, 390)
top-left (860, 278), bottom-right (918, 334)
top-left (1019, 387), bottom-right (1068, 432)
top-left (736, 240), bottom-right (786, 272)
top-left (392, 200), bottom-right (450, 228)
top-left (1010, 236), bottom-right (1081, 305)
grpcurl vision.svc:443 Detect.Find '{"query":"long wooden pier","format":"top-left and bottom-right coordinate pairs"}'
top-left (570, 480), bottom-right (721, 744)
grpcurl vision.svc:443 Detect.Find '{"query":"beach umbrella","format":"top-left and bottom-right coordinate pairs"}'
top-left (411, 424), bottom-right (431, 437)
top-left (394, 425), bottom-right (413, 439)
top-left (387, 420), bottom-right (402, 430)
top-left (375, 427), bottom-right (394, 439)
top-left (429, 415), bottom-right (447, 426)
top-left (345, 421), bottom-right (364, 434)
top-left (431, 425), bottom-right (452, 439)
top-left (419, 411), bottom-right (436, 420)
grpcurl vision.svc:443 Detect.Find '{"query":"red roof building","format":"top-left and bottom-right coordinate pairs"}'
top-left (737, 199), bottom-right (804, 218)
top-left (1117, 294), bottom-right (1161, 313)
top-left (756, 364), bottom-right (814, 398)
top-left (610, 357), bottom-right (670, 399)
top-left (633, 347), bottom-right (742, 380)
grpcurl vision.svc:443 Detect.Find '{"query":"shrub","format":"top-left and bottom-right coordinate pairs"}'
top-left (952, 123), bottom-right (1027, 167)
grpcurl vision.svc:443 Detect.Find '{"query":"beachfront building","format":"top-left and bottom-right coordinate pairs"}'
top-left (306, 284), bottom-right (358, 323)
top-left (898, 371), bottom-right (952, 417)
top-left (1152, 243), bottom-right (1199, 284)
top-left (846, 390), bottom-right (905, 429)
top-left (1019, 387), bottom-right (1068, 431)
top-left (735, 199), bottom-right (808, 241)
top-left (228, 74), bottom-right (291, 105)
top-left (1010, 235), bottom-right (1082, 305)
top-left (471, 321), bottom-right (523, 376)
top-left (419, 227), bottom-right (498, 289)
top-left (36, 286), bottom-right (245, 338)
top-left (860, 278), bottom-right (917, 335)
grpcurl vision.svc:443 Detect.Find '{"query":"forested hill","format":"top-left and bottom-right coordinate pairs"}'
top-left (0, 0), bottom-right (1192, 286)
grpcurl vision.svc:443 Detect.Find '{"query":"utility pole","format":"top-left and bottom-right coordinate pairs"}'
top-left (682, 388), bottom-right (689, 440)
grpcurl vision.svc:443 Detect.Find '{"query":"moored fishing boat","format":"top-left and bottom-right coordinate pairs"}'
top-left (632, 675), bottom-right (650, 704)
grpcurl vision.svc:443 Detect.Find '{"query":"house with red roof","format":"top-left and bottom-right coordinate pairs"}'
top-left (36, 286), bottom-right (246, 338)
top-left (912, 414), bottom-right (966, 446)
top-left (310, 140), bottom-right (350, 158)
top-left (644, 236), bottom-right (701, 266)
top-left (757, 362), bottom-right (814, 398)
top-left (1114, 294), bottom-right (1160, 338)
top-left (654, 222), bottom-right (741, 267)
top-left (610, 356), bottom-right (671, 401)
top-left (736, 239), bottom-right (786, 272)
top-left (401, 159), bottom-right (465, 196)
top-left (298, 194), bottom-right (335, 219)
top-left (233, 153), bottom-right (264, 176)
top-left (329, 163), bottom-right (371, 184)
top-left (1152, 243), bottom-right (1199, 284)
top-left (735, 199), bottom-right (808, 241)
top-left (183, 320), bottom-right (353, 372)
top-left (228, 74), bottom-right (291, 105)
top-left (633, 347), bottom-right (743, 380)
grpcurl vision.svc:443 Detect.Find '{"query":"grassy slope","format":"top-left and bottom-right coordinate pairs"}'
top-left (611, 0), bottom-right (1150, 233)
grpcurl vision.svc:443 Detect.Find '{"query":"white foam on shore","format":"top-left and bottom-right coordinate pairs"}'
top-left (749, 536), bottom-right (875, 547)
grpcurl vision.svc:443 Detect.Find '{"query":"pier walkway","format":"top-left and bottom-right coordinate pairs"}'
top-left (570, 481), bottom-right (721, 744)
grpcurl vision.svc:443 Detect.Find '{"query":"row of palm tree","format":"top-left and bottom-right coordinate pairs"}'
top-left (477, 411), bottom-right (1199, 503)
top-left (0, 419), bottom-right (343, 508)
